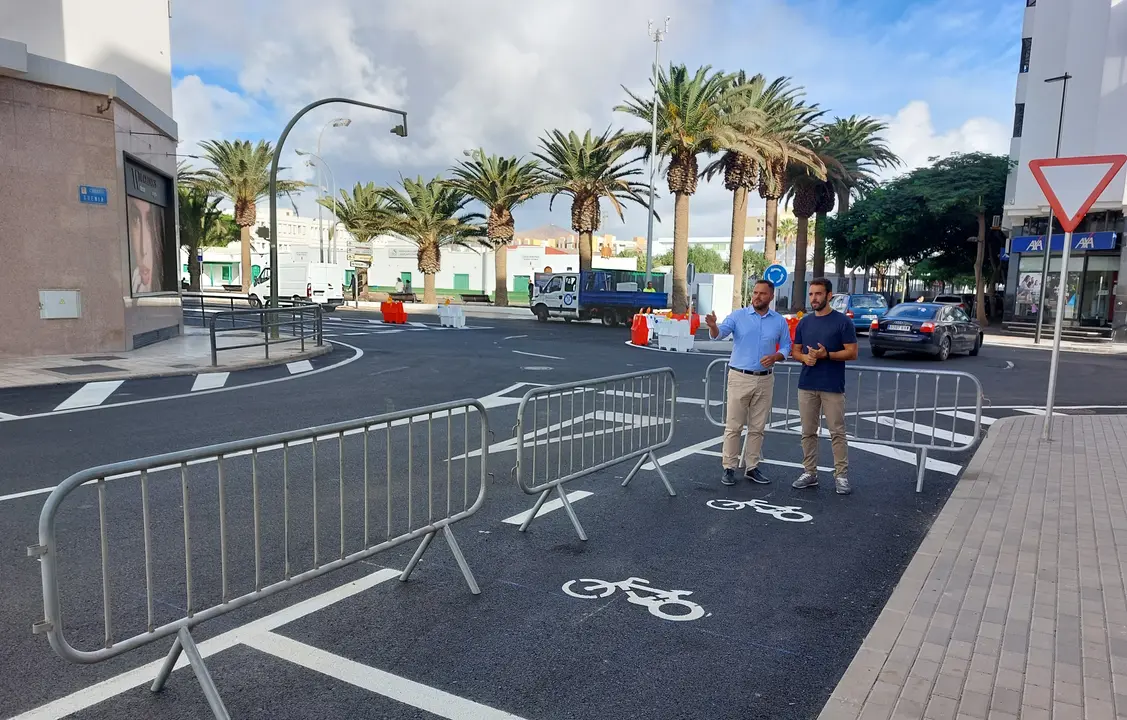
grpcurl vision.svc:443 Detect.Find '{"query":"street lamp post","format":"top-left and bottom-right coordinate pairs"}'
top-left (314, 118), bottom-right (351, 262)
top-left (296, 150), bottom-right (337, 262)
top-left (1034, 72), bottom-right (1071, 344)
top-left (269, 98), bottom-right (407, 311)
top-left (643, 17), bottom-right (669, 284)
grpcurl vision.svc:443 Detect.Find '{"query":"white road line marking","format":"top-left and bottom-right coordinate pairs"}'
top-left (503, 334), bottom-right (528, 340)
top-left (847, 442), bottom-right (962, 476)
top-left (0, 411), bottom-right (18, 420)
top-left (371, 329), bottom-right (405, 334)
top-left (342, 332), bottom-right (368, 336)
top-left (408, 321), bottom-right (429, 328)
top-left (0, 342), bottom-right (364, 425)
top-left (513, 350), bottom-right (564, 360)
top-left (191, 372), bottom-right (230, 392)
top-left (695, 450), bottom-right (833, 473)
top-left (936, 410), bottom-right (995, 425)
top-left (244, 632), bottom-right (528, 720)
top-left (868, 417), bottom-right (975, 446)
top-left (54, 381), bottom-right (124, 411)
top-left (287, 360), bottom-right (314, 374)
top-left (1004, 361), bottom-right (1015, 369)
top-left (675, 396), bottom-right (723, 407)
top-left (643, 435), bottom-right (723, 470)
top-left (1015, 407), bottom-right (1066, 417)
top-left (502, 490), bottom-right (594, 525)
top-left (10, 568), bottom-right (402, 720)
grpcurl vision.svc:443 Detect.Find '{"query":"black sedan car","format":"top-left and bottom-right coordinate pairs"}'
top-left (869, 302), bottom-right (982, 360)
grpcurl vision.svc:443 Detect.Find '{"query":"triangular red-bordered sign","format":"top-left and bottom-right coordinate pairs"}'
top-left (1029, 155), bottom-right (1127, 232)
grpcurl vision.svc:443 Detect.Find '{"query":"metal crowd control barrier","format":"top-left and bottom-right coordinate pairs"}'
top-left (209, 305), bottom-right (323, 366)
top-left (29, 399), bottom-right (489, 720)
top-left (512, 368), bottom-right (676, 540)
top-left (703, 360), bottom-right (983, 492)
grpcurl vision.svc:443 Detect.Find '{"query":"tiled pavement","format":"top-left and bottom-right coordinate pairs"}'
top-left (0, 327), bottom-right (330, 389)
top-left (819, 414), bottom-right (1127, 720)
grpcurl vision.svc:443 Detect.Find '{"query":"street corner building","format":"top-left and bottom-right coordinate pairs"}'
top-left (1001, 0), bottom-right (1127, 344)
top-left (0, 0), bottom-right (181, 358)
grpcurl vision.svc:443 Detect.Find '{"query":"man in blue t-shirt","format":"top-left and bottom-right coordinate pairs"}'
top-left (790, 278), bottom-right (858, 495)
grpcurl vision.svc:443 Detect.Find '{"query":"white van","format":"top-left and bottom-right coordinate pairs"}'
top-left (248, 263), bottom-right (345, 311)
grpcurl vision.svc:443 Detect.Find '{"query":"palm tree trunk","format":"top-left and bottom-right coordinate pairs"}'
top-left (813, 212), bottom-right (827, 280)
top-left (792, 216), bottom-right (810, 310)
top-left (729, 186), bottom-right (749, 309)
top-left (579, 232), bottom-right (593, 271)
top-left (188, 241), bottom-right (202, 292)
top-left (836, 190), bottom-right (850, 294)
top-left (975, 212), bottom-right (988, 326)
top-left (493, 244), bottom-right (509, 306)
top-left (672, 192), bottom-right (691, 314)
top-left (764, 198), bottom-right (778, 264)
top-left (240, 225), bottom-right (252, 292)
top-left (423, 272), bottom-right (437, 305)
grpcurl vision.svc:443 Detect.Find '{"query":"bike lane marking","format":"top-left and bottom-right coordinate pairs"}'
top-left (705, 498), bottom-right (813, 523)
top-left (562, 578), bottom-right (708, 622)
top-left (501, 490), bottom-right (594, 526)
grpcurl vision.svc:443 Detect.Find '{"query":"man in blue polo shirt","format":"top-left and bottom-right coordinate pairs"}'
top-left (705, 280), bottom-right (792, 487)
top-left (790, 278), bottom-right (858, 495)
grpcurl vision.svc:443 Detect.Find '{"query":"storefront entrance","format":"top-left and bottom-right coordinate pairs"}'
top-left (1013, 253), bottom-right (1118, 328)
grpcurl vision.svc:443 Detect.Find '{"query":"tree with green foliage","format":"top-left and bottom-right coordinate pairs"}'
top-left (827, 152), bottom-right (1011, 324)
top-left (177, 163), bottom-right (237, 291)
top-left (318, 182), bottom-right (389, 298)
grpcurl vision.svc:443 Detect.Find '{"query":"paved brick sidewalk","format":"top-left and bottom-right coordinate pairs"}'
top-left (819, 414), bottom-right (1127, 720)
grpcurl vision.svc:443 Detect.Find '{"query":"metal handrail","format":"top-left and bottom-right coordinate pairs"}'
top-left (208, 305), bottom-right (323, 366)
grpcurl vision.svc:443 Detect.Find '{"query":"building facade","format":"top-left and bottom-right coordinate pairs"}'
top-left (1002, 0), bottom-right (1127, 341)
top-left (0, 1), bottom-right (179, 358)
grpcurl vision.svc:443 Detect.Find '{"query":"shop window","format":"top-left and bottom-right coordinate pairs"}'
top-left (124, 158), bottom-right (176, 296)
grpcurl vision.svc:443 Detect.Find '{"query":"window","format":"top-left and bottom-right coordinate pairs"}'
top-left (851, 295), bottom-right (888, 310)
top-left (1013, 103), bottom-right (1025, 138)
top-left (887, 304), bottom-right (940, 320)
top-left (546, 276), bottom-right (563, 293)
top-left (1026, 0), bottom-right (1035, 6)
top-left (1020, 38), bottom-right (1032, 73)
top-left (953, 308), bottom-right (971, 323)
top-left (564, 276), bottom-right (577, 292)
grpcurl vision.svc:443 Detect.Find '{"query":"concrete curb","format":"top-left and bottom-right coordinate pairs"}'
top-left (0, 344), bottom-right (335, 391)
top-left (982, 335), bottom-right (1127, 355)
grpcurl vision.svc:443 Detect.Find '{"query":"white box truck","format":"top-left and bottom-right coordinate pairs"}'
top-left (248, 263), bottom-right (345, 311)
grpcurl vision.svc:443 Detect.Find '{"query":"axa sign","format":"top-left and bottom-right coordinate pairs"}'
top-left (1009, 231), bottom-right (1117, 254)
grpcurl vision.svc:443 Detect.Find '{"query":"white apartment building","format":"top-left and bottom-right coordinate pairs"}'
top-left (1002, 0), bottom-right (1127, 340)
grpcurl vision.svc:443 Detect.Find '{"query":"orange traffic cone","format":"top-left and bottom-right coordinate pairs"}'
top-left (631, 313), bottom-right (649, 346)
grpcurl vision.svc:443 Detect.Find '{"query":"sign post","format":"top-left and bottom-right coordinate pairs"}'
top-left (762, 263), bottom-right (788, 312)
top-left (1028, 154), bottom-right (1127, 440)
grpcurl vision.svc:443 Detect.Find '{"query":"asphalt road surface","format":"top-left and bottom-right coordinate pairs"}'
top-left (3, 308), bottom-right (1124, 720)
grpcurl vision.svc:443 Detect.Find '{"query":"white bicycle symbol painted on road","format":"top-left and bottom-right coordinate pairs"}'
top-left (562, 577), bottom-right (706, 622)
top-left (706, 498), bottom-right (813, 523)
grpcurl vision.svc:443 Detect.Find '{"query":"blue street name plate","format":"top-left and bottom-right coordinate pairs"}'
top-left (78, 185), bottom-right (108, 205)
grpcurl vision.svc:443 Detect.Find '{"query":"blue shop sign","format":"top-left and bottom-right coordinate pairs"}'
top-left (1010, 231), bottom-right (1117, 254)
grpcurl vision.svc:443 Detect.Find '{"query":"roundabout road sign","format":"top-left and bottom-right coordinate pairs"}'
top-left (763, 264), bottom-right (788, 288)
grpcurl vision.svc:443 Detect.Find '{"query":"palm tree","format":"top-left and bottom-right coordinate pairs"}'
top-left (318, 182), bottom-right (388, 299)
top-left (817, 116), bottom-right (900, 288)
top-left (777, 217), bottom-right (797, 267)
top-left (533, 128), bottom-right (649, 273)
top-left (616, 64), bottom-right (776, 314)
top-left (196, 139), bottom-right (303, 292)
top-left (445, 152), bottom-right (543, 306)
top-left (377, 176), bottom-right (483, 304)
top-left (177, 164), bottom-right (223, 292)
top-left (702, 74), bottom-right (824, 308)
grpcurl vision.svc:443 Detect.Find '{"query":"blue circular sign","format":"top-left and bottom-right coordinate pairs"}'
top-left (763, 264), bottom-right (788, 288)
top-left (563, 293), bottom-right (574, 306)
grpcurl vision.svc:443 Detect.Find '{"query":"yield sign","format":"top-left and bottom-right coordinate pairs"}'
top-left (1029, 155), bottom-right (1127, 232)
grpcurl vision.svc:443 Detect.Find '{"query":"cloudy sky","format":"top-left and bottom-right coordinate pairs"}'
top-left (170, 0), bottom-right (1022, 240)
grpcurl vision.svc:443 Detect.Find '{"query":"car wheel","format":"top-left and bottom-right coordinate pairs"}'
top-left (871, 347), bottom-right (886, 358)
top-left (248, 296), bottom-right (262, 308)
top-left (534, 305), bottom-right (549, 322)
top-left (936, 336), bottom-right (951, 361)
top-left (969, 333), bottom-right (982, 356)
top-left (601, 311), bottom-right (619, 328)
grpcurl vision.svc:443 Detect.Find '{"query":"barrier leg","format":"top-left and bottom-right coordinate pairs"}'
top-left (442, 524), bottom-right (481, 595)
top-left (555, 485), bottom-right (588, 542)
top-left (518, 489), bottom-right (552, 533)
top-left (620, 454), bottom-right (648, 487)
top-left (648, 450), bottom-right (676, 497)
top-left (400, 530), bottom-right (436, 582)
top-left (916, 448), bottom-right (928, 494)
top-left (151, 634), bottom-right (182, 692)
top-left (179, 627), bottom-right (231, 720)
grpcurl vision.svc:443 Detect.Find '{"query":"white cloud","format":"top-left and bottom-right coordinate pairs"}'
top-left (172, 75), bottom-right (265, 157)
top-left (881, 100), bottom-right (1010, 174)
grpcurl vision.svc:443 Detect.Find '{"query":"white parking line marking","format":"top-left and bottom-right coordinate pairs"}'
top-left (869, 417), bottom-right (975, 446)
top-left (54, 381), bottom-right (124, 411)
top-left (287, 360), bottom-right (314, 374)
top-left (10, 568), bottom-right (402, 720)
top-left (191, 372), bottom-right (230, 392)
top-left (244, 632), bottom-right (528, 720)
top-left (503, 335), bottom-right (527, 340)
top-left (408, 321), bottom-right (429, 328)
top-left (513, 350), bottom-right (563, 360)
top-left (0, 411), bottom-right (18, 420)
top-left (936, 410), bottom-right (995, 425)
top-left (371, 329), bottom-right (406, 335)
top-left (502, 491), bottom-right (594, 525)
